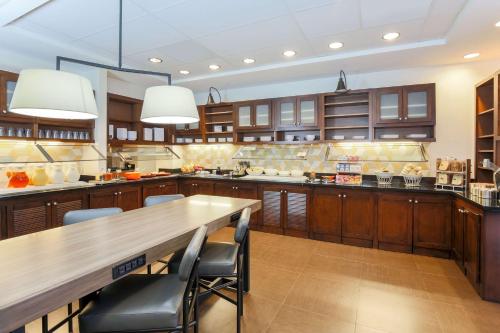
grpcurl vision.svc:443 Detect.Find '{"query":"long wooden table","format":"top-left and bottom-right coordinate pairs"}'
top-left (0, 195), bottom-right (261, 333)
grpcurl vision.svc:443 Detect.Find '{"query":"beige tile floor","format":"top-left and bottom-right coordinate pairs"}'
top-left (25, 228), bottom-right (500, 333)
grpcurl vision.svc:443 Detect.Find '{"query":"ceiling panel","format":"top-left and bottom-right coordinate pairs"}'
top-left (284, 0), bottom-right (338, 12)
top-left (128, 40), bottom-right (217, 64)
top-left (153, 0), bottom-right (289, 39)
top-left (131, 0), bottom-right (189, 12)
top-left (360, 0), bottom-right (433, 28)
top-left (293, 0), bottom-right (361, 39)
top-left (419, 0), bottom-right (467, 39)
top-left (17, 0), bottom-right (147, 40)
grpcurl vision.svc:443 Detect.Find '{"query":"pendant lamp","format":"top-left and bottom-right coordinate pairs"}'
top-left (141, 86), bottom-right (199, 124)
top-left (9, 69), bottom-right (98, 119)
top-left (207, 87), bottom-right (222, 105)
top-left (335, 70), bottom-right (350, 94)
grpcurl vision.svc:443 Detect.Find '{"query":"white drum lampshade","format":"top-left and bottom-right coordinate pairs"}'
top-left (141, 85), bottom-right (199, 124)
top-left (9, 69), bottom-right (98, 120)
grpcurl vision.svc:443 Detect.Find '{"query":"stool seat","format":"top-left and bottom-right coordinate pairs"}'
top-left (79, 274), bottom-right (186, 333)
top-left (169, 242), bottom-right (239, 277)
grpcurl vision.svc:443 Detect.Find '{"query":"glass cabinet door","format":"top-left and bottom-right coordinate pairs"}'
top-left (255, 103), bottom-right (271, 127)
top-left (6, 80), bottom-right (15, 111)
top-left (405, 90), bottom-right (429, 120)
top-left (278, 101), bottom-right (295, 127)
top-left (237, 105), bottom-right (252, 127)
top-left (175, 123), bottom-right (186, 131)
top-left (298, 98), bottom-right (316, 126)
top-left (378, 91), bottom-right (401, 121)
top-left (188, 121), bottom-right (199, 130)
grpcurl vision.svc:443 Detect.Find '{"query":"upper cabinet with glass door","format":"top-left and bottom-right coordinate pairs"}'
top-left (174, 105), bottom-right (202, 133)
top-left (275, 95), bottom-right (318, 129)
top-left (0, 70), bottom-right (27, 121)
top-left (235, 100), bottom-right (272, 129)
top-left (374, 84), bottom-right (435, 126)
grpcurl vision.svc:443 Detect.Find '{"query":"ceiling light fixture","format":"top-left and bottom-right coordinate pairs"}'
top-left (179, 70), bottom-right (190, 75)
top-left (383, 32), bottom-right (400, 40)
top-left (464, 53), bottom-right (480, 59)
top-left (10, 0), bottom-right (198, 124)
top-left (148, 57), bottom-right (163, 63)
top-left (243, 58), bottom-right (255, 64)
top-left (283, 50), bottom-right (296, 57)
top-left (209, 64), bottom-right (221, 71)
top-left (329, 42), bottom-right (344, 49)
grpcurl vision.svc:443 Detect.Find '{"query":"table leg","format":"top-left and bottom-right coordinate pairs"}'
top-left (11, 328), bottom-right (25, 333)
top-left (243, 232), bottom-right (250, 292)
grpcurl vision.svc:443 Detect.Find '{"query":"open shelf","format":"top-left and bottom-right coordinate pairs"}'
top-left (324, 113), bottom-right (369, 118)
top-left (478, 108), bottom-right (494, 116)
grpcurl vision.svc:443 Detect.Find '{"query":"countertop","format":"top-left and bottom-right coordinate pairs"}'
top-left (1, 173), bottom-right (499, 211)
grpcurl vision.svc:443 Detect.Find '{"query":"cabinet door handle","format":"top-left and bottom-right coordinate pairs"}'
top-left (338, 194), bottom-right (342, 198)
top-left (2, 110), bottom-right (6, 114)
top-left (458, 208), bottom-right (463, 213)
top-left (414, 200), bottom-right (418, 204)
top-left (343, 194), bottom-right (347, 198)
top-left (235, 187), bottom-right (239, 190)
top-left (463, 209), bottom-right (469, 214)
top-left (119, 191), bottom-right (122, 195)
top-left (404, 117), bottom-right (408, 120)
top-left (399, 117), bottom-right (402, 120)
top-left (114, 192), bottom-right (118, 196)
top-left (409, 199), bottom-right (413, 203)
top-left (53, 202), bottom-right (57, 206)
top-left (46, 202), bottom-right (51, 206)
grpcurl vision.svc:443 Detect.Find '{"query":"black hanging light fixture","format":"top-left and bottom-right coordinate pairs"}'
top-left (207, 87), bottom-right (222, 105)
top-left (335, 70), bottom-right (350, 94)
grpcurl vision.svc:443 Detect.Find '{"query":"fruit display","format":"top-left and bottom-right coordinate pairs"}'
top-left (246, 167), bottom-right (264, 176)
top-left (181, 163), bottom-right (203, 174)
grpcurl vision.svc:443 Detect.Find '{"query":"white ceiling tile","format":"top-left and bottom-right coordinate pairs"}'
top-left (131, 0), bottom-right (189, 12)
top-left (79, 15), bottom-right (188, 55)
top-left (195, 15), bottom-right (308, 56)
top-left (18, 0), bottom-right (147, 40)
top-left (293, 0), bottom-right (361, 38)
top-left (284, 0), bottom-right (338, 11)
top-left (153, 0), bottom-right (289, 38)
top-left (419, 0), bottom-right (467, 39)
top-left (360, 0), bottom-right (433, 28)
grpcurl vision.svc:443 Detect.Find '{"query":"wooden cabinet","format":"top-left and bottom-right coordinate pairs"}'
top-left (175, 106), bottom-right (202, 133)
top-left (377, 193), bottom-right (413, 252)
top-left (179, 179), bottom-right (214, 197)
top-left (214, 182), bottom-right (259, 226)
top-left (0, 70), bottom-right (22, 121)
top-left (89, 185), bottom-right (141, 212)
top-left (235, 100), bottom-right (272, 129)
top-left (413, 194), bottom-right (452, 257)
top-left (0, 204), bottom-right (5, 240)
top-left (462, 206), bottom-right (482, 292)
top-left (275, 95), bottom-right (318, 129)
top-left (142, 181), bottom-right (178, 201)
top-left (341, 189), bottom-right (375, 247)
top-left (310, 188), bottom-right (342, 242)
top-left (374, 84), bottom-right (435, 125)
top-left (5, 190), bottom-right (86, 237)
top-left (452, 201), bottom-right (466, 271)
top-left (260, 184), bottom-right (310, 237)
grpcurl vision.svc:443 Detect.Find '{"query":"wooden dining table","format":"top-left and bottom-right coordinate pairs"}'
top-left (0, 195), bottom-right (261, 333)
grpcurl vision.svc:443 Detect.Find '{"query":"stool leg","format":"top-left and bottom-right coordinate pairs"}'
top-left (67, 303), bottom-right (74, 333)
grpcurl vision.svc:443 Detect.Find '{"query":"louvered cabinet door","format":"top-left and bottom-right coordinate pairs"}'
top-left (7, 199), bottom-right (51, 238)
top-left (261, 186), bottom-right (283, 234)
top-left (284, 188), bottom-right (310, 238)
top-left (51, 193), bottom-right (86, 228)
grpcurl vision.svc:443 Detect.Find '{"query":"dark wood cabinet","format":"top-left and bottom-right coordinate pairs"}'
top-left (374, 84), bottom-right (435, 126)
top-left (214, 182), bottom-right (259, 226)
top-left (235, 100), bottom-right (272, 129)
top-left (275, 95), bottom-right (318, 129)
top-left (50, 191), bottom-right (87, 227)
top-left (179, 179), bottom-right (214, 197)
top-left (89, 188), bottom-right (117, 209)
top-left (0, 204), bottom-right (5, 240)
top-left (260, 184), bottom-right (310, 237)
top-left (463, 208), bottom-right (482, 292)
top-left (413, 194), bottom-right (452, 257)
top-left (89, 185), bottom-right (141, 212)
top-left (341, 190), bottom-right (375, 247)
top-left (142, 181), bottom-right (178, 202)
top-left (0, 70), bottom-right (23, 121)
top-left (310, 188), bottom-right (342, 242)
top-left (452, 201), bottom-right (466, 271)
top-left (377, 193), bottom-right (413, 252)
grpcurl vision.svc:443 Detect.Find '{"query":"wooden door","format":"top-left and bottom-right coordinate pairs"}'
top-left (464, 210), bottom-right (482, 292)
top-left (179, 180), bottom-right (195, 197)
top-left (402, 84), bottom-right (435, 123)
top-left (143, 181), bottom-right (177, 200)
top-left (296, 95), bottom-right (318, 128)
top-left (214, 182), bottom-right (237, 197)
top-left (0, 70), bottom-right (27, 122)
top-left (260, 184), bottom-right (284, 234)
top-left (283, 186), bottom-right (309, 238)
top-left (0, 204), bottom-right (5, 240)
top-left (7, 197), bottom-right (52, 237)
top-left (341, 190), bottom-right (375, 246)
top-left (193, 181), bottom-right (214, 195)
top-left (117, 186), bottom-right (141, 211)
top-left (50, 191), bottom-right (86, 228)
top-left (310, 188), bottom-right (342, 242)
top-left (452, 201), bottom-right (466, 271)
top-left (275, 97), bottom-right (297, 129)
top-left (374, 87), bottom-right (403, 125)
top-left (254, 100), bottom-right (272, 129)
top-left (413, 194), bottom-right (452, 255)
top-left (377, 193), bottom-right (413, 252)
top-left (235, 183), bottom-right (260, 227)
top-left (89, 188), bottom-right (118, 209)
top-left (235, 103), bottom-right (254, 129)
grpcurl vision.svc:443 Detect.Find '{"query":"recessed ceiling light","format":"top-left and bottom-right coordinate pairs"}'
top-left (495, 20), bottom-right (500, 27)
top-left (329, 42), bottom-right (344, 49)
top-left (243, 58), bottom-right (255, 64)
top-left (209, 64), bottom-right (220, 71)
top-left (382, 32), bottom-right (400, 41)
top-left (179, 70), bottom-right (190, 75)
top-left (283, 50), bottom-right (296, 57)
top-left (148, 57), bottom-right (163, 63)
top-left (464, 52), bottom-right (480, 59)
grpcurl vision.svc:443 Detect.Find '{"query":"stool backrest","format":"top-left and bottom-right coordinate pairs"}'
top-left (234, 207), bottom-right (251, 244)
top-left (144, 194), bottom-right (185, 207)
top-left (179, 225), bottom-right (208, 282)
top-left (63, 208), bottom-right (123, 226)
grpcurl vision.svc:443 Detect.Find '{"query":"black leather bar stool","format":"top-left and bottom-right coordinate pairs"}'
top-left (168, 208), bottom-right (252, 333)
top-left (144, 194), bottom-right (185, 274)
top-left (78, 225), bottom-right (208, 333)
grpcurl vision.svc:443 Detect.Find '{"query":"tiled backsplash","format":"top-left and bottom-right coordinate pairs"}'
top-left (154, 143), bottom-right (431, 176)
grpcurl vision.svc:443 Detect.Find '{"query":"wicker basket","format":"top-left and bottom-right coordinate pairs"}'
top-left (403, 174), bottom-right (422, 187)
top-left (375, 172), bottom-right (393, 185)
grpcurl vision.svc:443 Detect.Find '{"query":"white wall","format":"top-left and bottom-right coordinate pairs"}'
top-left (107, 77), bottom-right (147, 100)
top-left (194, 60), bottom-right (500, 173)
